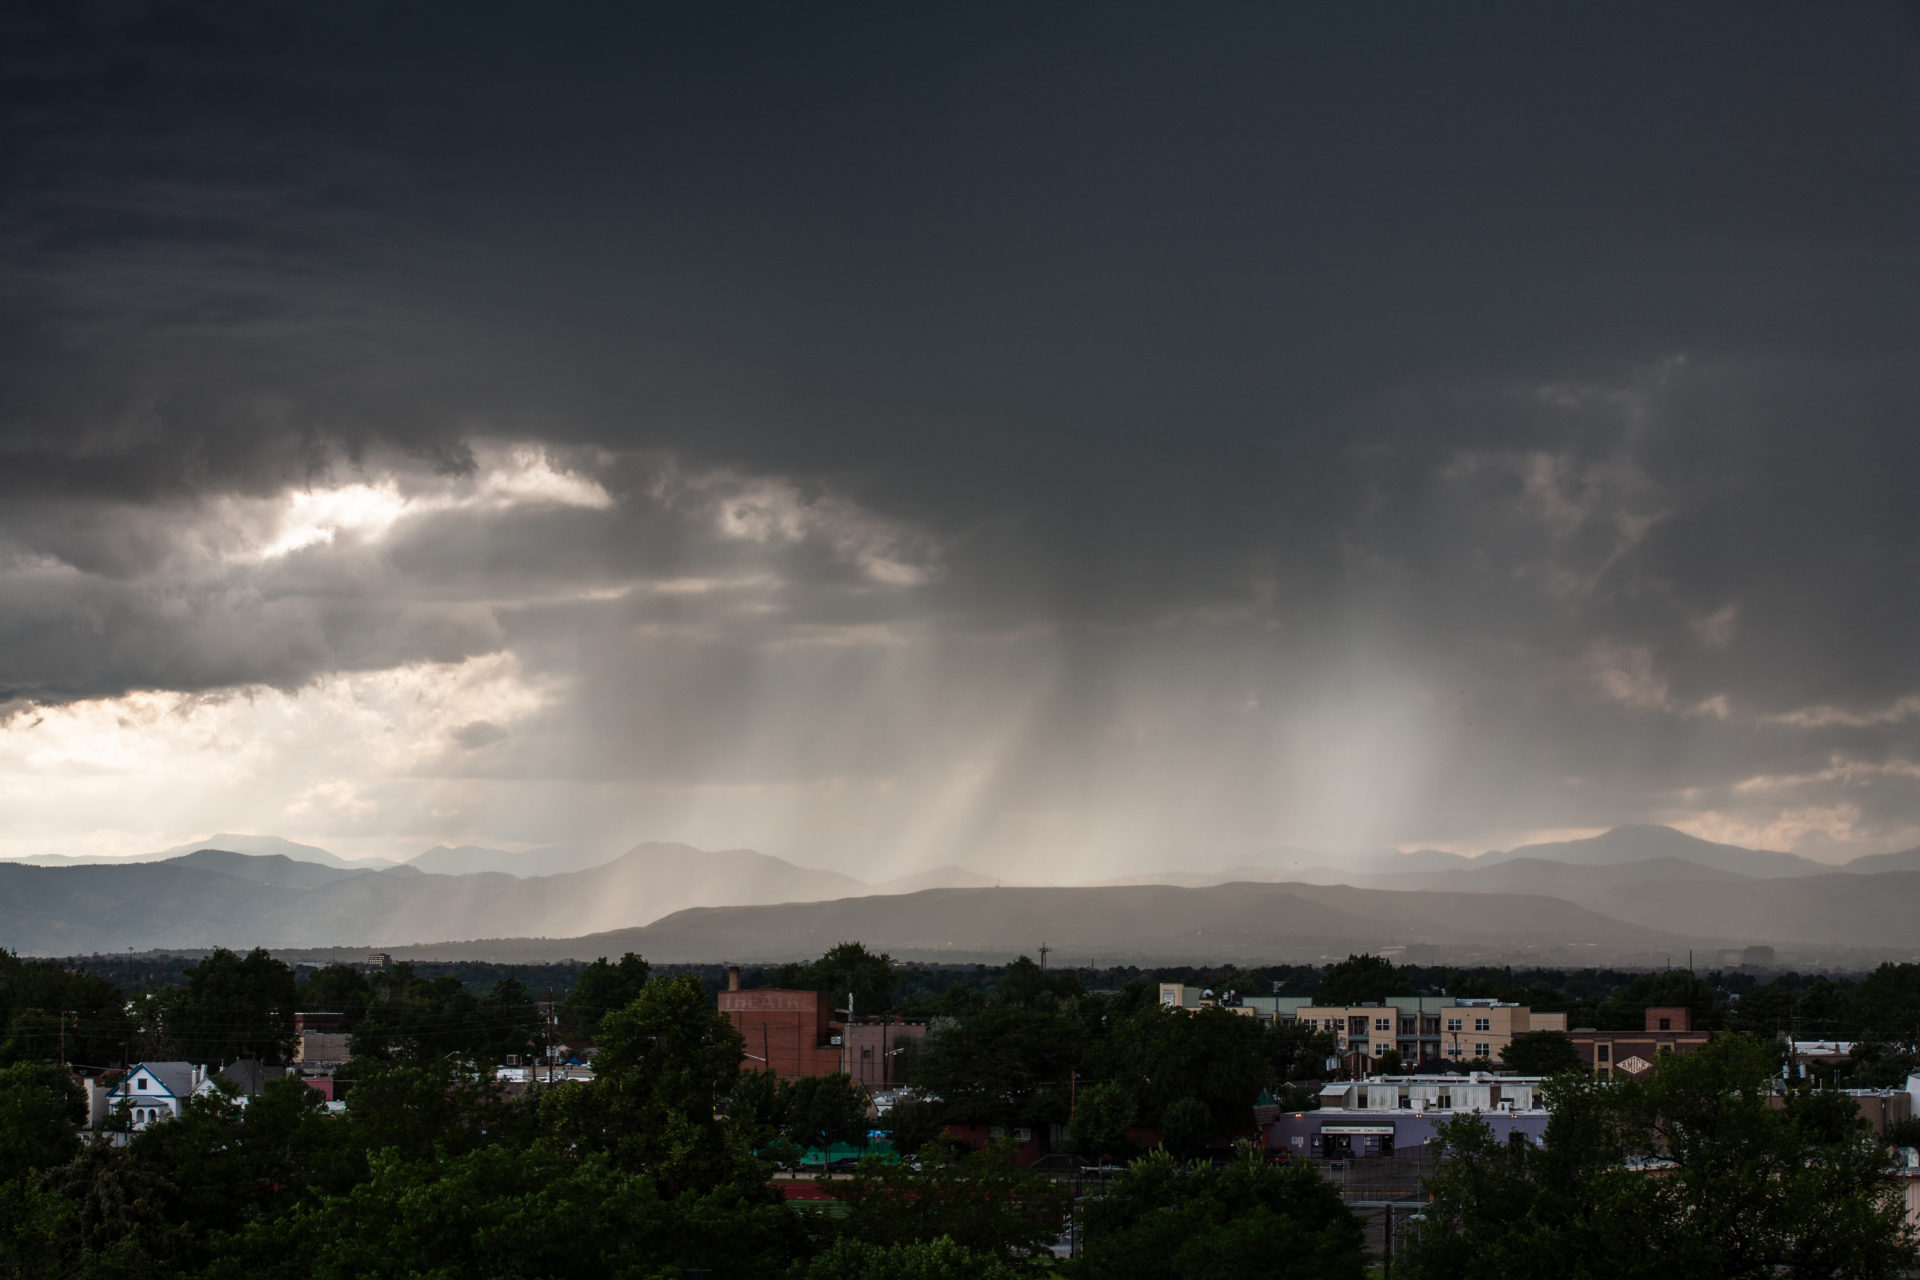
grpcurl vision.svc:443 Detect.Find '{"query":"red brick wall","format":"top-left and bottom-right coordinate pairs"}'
top-left (1643, 1006), bottom-right (1692, 1033)
top-left (719, 989), bottom-right (843, 1078)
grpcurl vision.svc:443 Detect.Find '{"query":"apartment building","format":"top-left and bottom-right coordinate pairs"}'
top-left (1156, 984), bottom-right (1566, 1072)
top-left (1288, 997), bottom-right (1564, 1071)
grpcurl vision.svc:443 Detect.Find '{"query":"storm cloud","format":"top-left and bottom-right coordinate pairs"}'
top-left (2, 3), bottom-right (1917, 873)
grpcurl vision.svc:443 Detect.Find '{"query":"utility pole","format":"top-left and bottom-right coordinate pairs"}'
top-left (1039, 942), bottom-right (1050, 970)
top-left (842, 991), bottom-right (853, 1077)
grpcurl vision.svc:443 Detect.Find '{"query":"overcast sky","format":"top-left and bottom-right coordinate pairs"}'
top-left (2, 3), bottom-right (1917, 874)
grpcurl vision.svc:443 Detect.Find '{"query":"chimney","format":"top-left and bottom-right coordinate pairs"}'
top-left (727, 966), bottom-right (740, 992)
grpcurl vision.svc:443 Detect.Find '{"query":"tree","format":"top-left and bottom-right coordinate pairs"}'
top-left (0, 952), bottom-right (132, 1068)
top-left (1315, 954), bottom-right (1412, 1006)
top-left (337, 1059), bottom-right (521, 1162)
top-left (474, 976), bottom-right (542, 1065)
top-left (832, 1142), bottom-right (1068, 1265)
top-left (994, 956), bottom-right (1082, 1012)
top-left (1266, 1016), bottom-right (1337, 1081)
top-left (914, 1003), bottom-right (1088, 1129)
top-left (886, 1097), bottom-right (948, 1158)
top-left (1158, 1096), bottom-right (1212, 1160)
top-left (170, 947), bottom-right (298, 1064)
top-left (40, 1138), bottom-right (182, 1272)
top-left (1078, 1145), bottom-right (1365, 1280)
top-left (780, 942), bottom-right (898, 1016)
top-left (1844, 963), bottom-right (1920, 1043)
top-left (1103, 1005), bottom-right (1269, 1137)
top-left (799, 1236), bottom-right (1024, 1280)
top-left (349, 964), bottom-right (524, 1065)
top-left (1068, 1081), bottom-right (1137, 1162)
top-left (783, 1071), bottom-right (870, 1154)
top-left (559, 952), bottom-right (650, 1038)
top-left (1499, 1030), bottom-right (1582, 1075)
top-left (297, 965), bottom-right (372, 1027)
top-left (0, 1174), bottom-right (75, 1279)
top-left (0, 1062), bottom-right (84, 1181)
top-left (198, 1144), bottom-right (807, 1280)
top-left (1596, 969), bottom-right (1721, 1032)
top-left (544, 972), bottom-right (753, 1193)
top-left (1401, 1035), bottom-right (1920, 1280)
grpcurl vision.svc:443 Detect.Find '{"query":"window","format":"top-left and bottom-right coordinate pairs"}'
top-left (1597, 1044), bottom-right (1610, 1062)
top-left (1305, 1018), bottom-right (1318, 1029)
top-left (1474, 1017), bottom-right (1491, 1032)
top-left (1373, 1042), bottom-right (1388, 1055)
top-left (1658, 1017), bottom-right (1671, 1031)
top-left (1446, 1017), bottom-right (1462, 1031)
top-left (1658, 1043), bottom-right (1672, 1055)
top-left (1475, 1043), bottom-right (1491, 1059)
top-left (1375, 1018), bottom-right (1391, 1031)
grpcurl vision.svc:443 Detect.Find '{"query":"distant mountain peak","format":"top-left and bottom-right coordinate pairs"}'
top-left (157, 833), bottom-right (358, 869)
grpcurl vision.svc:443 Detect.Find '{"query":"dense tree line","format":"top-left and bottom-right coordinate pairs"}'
top-left (0, 958), bottom-right (1368, 1278)
top-left (1402, 1035), bottom-right (1920, 1279)
top-left (1, 954), bottom-right (132, 1069)
top-left (9, 942), bottom-right (1920, 1277)
top-left (897, 954), bottom-right (1333, 1161)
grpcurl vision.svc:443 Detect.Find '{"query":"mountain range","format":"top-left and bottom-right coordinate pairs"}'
top-left (3, 825), bottom-right (1918, 963)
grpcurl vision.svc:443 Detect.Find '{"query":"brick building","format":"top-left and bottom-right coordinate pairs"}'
top-left (715, 967), bottom-right (933, 1083)
top-left (717, 972), bottom-right (844, 1079)
top-left (1569, 1005), bottom-right (1711, 1078)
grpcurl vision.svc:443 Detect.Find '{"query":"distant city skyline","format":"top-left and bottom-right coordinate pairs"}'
top-left (3, 5), bottom-right (1917, 880)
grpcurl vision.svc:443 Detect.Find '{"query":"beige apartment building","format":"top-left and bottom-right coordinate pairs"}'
top-left (1157, 985), bottom-right (1566, 1072)
top-left (1296, 998), bottom-right (1566, 1069)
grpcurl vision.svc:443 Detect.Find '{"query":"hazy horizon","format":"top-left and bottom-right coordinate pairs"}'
top-left (4, 5), bottom-right (1917, 884)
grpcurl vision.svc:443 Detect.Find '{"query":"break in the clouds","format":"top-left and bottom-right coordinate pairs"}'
top-left (2, 3), bottom-right (1917, 873)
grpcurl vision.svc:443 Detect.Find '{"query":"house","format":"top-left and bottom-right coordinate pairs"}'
top-left (217, 1059), bottom-right (286, 1097)
top-left (104, 1062), bottom-right (210, 1131)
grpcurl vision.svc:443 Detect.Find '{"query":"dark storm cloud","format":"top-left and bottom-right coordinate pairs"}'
top-left (3, 2), bottom-right (1918, 858)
